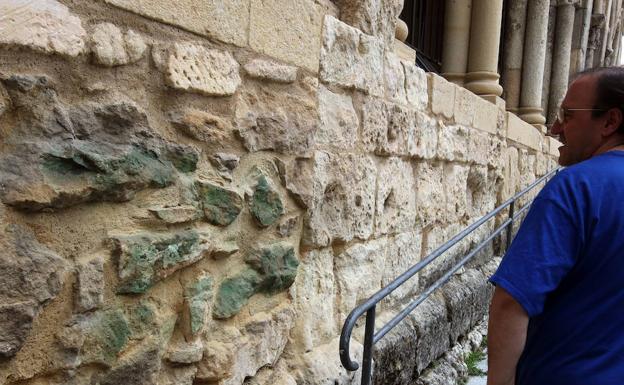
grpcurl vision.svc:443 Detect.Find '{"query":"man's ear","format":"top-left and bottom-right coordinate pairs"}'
top-left (602, 108), bottom-right (623, 137)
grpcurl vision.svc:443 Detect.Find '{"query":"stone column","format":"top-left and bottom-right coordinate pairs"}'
top-left (441, 0), bottom-right (472, 86)
top-left (598, 0), bottom-right (613, 65)
top-left (501, 0), bottom-right (529, 112)
top-left (465, 0), bottom-right (504, 97)
top-left (548, 0), bottom-right (578, 124)
top-left (585, 13), bottom-right (606, 67)
top-left (518, 0), bottom-right (551, 127)
top-left (542, 1), bottom-right (557, 121)
top-left (570, 0), bottom-right (594, 75)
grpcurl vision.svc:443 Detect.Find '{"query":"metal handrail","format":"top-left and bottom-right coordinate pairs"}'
top-left (339, 166), bottom-right (561, 385)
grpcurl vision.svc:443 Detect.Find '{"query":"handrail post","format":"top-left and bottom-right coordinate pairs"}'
top-left (505, 201), bottom-right (515, 252)
top-left (361, 306), bottom-right (376, 385)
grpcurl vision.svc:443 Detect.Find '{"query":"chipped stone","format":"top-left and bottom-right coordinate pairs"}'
top-left (212, 240), bottom-right (239, 260)
top-left (75, 256), bottom-right (105, 313)
top-left (166, 43), bottom-right (241, 96)
top-left (375, 157), bottom-right (416, 236)
top-left (0, 0), bottom-right (87, 57)
top-left (320, 16), bottom-right (384, 96)
top-left (382, 231), bottom-right (422, 308)
top-left (316, 85), bottom-right (358, 149)
top-left (437, 124), bottom-right (469, 162)
top-left (244, 59), bottom-right (297, 83)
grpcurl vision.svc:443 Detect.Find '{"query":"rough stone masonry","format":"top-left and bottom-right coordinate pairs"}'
top-left (0, 1), bottom-right (560, 384)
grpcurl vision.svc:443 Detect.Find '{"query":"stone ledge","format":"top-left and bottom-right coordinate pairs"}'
top-left (506, 112), bottom-right (543, 151)
top-left (547, 136), bottom-right (562, 158)
top-left (428, 73), bottom-right (455, 120)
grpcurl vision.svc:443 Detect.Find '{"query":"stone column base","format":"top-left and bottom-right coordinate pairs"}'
top-left (465, 71), bottom-right (503, 97)
top-left (442, 72), bottom-right (465, 86)
top-left (518, 106), bottom-right (546, 125)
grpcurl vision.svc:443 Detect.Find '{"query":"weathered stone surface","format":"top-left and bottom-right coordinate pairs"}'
top-left (212, 241), bottom-right (239, 259)
top-left (277, 215), bottom-right (299, 237)
top-left (361, 99), bottom-right (414, 155)
top-left (473, 96), bottom-right (499, 134)
top-left (103, 0), bottom-right (249, 47)
top-left (444, 163), bottom-right (469, 222)
top-left (244, 59), bottom-right (298, 83)
top-left (384, 52), bottom-right (407, 104)
top-left (372, 311), bottom-right (419, 385)
top-left (290, 248), bottom-right (336, 351)
top-left (198, 306), bottom-right (295, 385)
top-left (429, 73), bottom-right (456, 120)
top-left (507, 112), bottom-right (543, 151)
top-left (404, 61), bottom-right (428, 111)
top-left (246, 360), bottom-right (297, 385)
top-left (454, 86), bottom-right (477, 127)
top-left (91, 23), bottom-right (146, 66)
top-left (111, 230), bottom-right (204, 294)
top-left (420, 223), bottom-right (468, 289)
top-left (316, 85), bottom-right (358, 149)
top-left (412, 110), bottom-right (439, 159)
top-left (185, 275), bottom-right (213, 334)
top-left (320, 16), bottom-right (384, 96)
top-left (250, 175), bottom-right (284, 227)
top-left (336, 0), bottom-right (403, 46)
top-left (149, 205), bottom-right (202, 224)
top-left (382, 231), bottom-right (422, 308)
top-left (437, 124), bottom-right (469, 162)
top-left (0, 224), bottom-right (68, 359)
top-left (411, 296), bottom-right (450, 374)
top-left (166, 340), bottom-right (204, 364)
top-left (375, 157), bottom-right (416, 235)
top-left (209, 153), bottom-right (240, 181)
top-left (158, 366), bottom-right (198, 385)
top-left (170, 109), bottom-right (233, 144)
top-left (284, 152), bottom-right (376, 247)
top-left (467, 165), bottom-right (497, 218)
top-left (250, 0), bottom-right (324, 72)
top-left (195, 182), bottom-right (243, 226)
top-left (334, 238), bottom-right (386, 322)
top-left (0, 82), bottom-right (9, 117)
top-left (466, 128), bottom-right (491, 166)
top-left (165, 43), bottom-right (241, 96)
top-left (213, 243), bottom-right (298, 319)
top-left (0, 0), bottom-right (87, 57)
top-left (75, 257), bottom-right (105, 313)
top-left (98, 346), bottom-right (162, 385)
top-left (298, 337), bottom-right (362, 385)
top-left (235, 82), bottom-right (318, 155)
top-left (414, 160), bottom-right (445, 226)
top-left (0, 75), bottom-right (198, 211)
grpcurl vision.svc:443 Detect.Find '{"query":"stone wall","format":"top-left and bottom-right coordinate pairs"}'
top-left (0, 1), bottom-right (560, 384)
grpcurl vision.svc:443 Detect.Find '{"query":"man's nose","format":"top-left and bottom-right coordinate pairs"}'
top-left (549, 120), bottom-right (563, 136)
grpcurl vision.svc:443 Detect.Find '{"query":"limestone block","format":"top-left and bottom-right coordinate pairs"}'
top-left (0, 224), bottom-right (68, 359)
top-left (403, 61), bottom-right (428, 111)
top-left (428, 73), bottom-right (455, 119)
top-left (472, 96), bottom-right (499, 134)
top-left (290, 248), bottom-right (336, 351)
top-left (75, 256), bottom-right (105, 312)
top-left (443, 164), bottom-right (469, 222)
top-left (334, 238), bottom-right (387, 323)
top-left (103, 0), bottom-right (249, 47)
top-left (488, 135), bottom-right (506, 170)
top-left (0, 0), bottom-right (87, 57)
top-left (375, 158), bottom-right (416, 236)
top-left (298, 337), bottom-right (362, 385)
top-left (91, 23), bottom-right (146, 66)
top-left (244, 59), bottom-right (298, 83)
top-left (336, 0), bottom-right (403, 47)
top-left (320, 15), bottom-right (384, 96)
top-left (250, 0), bottom-right (324, 72)
top-left (535, 150), bottom-right (548, 176)
top-left (317, 85), bottom-right (358, 150)
top-left (235, 82), bottom-right (318, 155)
top-left (284, 152), bottom-right (376, 247)
top-left (361, 98), bottom-right (413, 156)
top-left (411, 111), bottom-right (439, 159)
top-left (384, 52), bottom-right (407, 104)
top-left (185, 275), bottom-right (213, 334)
top-left (506, 112), bottom-right (543, 151)
top-left (548, 136), bottom-right (562, 157)
top-left (166, 340), bottom-right (204, 364)
top-left (454, 87), bottom-right (477, 127)
top-left (382, 231), bottom-right (422, 308)
top-left (409, 296), bottom-right (450, 373)
top-left (420, 223), bottom-right (468, 289)
top-left (165, 43), bottom-right (241, 96)
top-left (518, 151), bottom-right (537, 204)
top-left (466, 129), bottom-right (491, 166)
top-left (372, 310), bottom-right (419, 384)
top-left (502, 146), bottom-right (520, 199)
top-left (467, 165), bottom-right (496, 218)
top-left (437, 124), bottom-right (469, 162)
top-left (197, 305), bottom-right (295, 385)
top-left (414, 160), bottom-right (445, 226)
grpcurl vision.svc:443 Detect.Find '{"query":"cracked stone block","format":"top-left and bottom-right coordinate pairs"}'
top-left (320, 15), bottom-right (384, 96)
top-left (165, 43), bottom-right (241, 96)
top-left (244, 59), bottom-right (297, 83)
top-left (0, 0), bottom-right (87, 57)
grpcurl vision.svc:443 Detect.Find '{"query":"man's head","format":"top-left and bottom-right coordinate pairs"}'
top-left (550, 66), bottom-right (624, 166)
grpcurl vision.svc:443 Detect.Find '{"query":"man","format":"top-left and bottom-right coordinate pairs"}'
top-left (487, 66), bottom-right (624, 385)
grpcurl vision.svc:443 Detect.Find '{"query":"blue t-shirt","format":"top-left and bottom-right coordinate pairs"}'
top-left (490, 150), bottom-right (624, 385)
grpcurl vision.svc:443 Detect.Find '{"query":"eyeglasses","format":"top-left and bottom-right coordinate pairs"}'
top-left (556, 106), bottom-right (607, 124)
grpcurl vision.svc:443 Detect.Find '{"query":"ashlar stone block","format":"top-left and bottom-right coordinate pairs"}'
top-left (466, 128), bottom-right (491, 166)
top-left (473, 96), bottom-right (499, 134)
top-left (375, 157), bottom-right (417, 236)
top-left (411, 111), bottom-right (439, 159)
top-left (428, 73), bottom-right (455, 119)
top-left (437, 124), bottom-right (469, 162)
top-left (320, 15), bottom-right (384, 96)
top-left (382, 231), bottom-right (423, 309)
top-left (384, 52), bottom-right (407, 104)
top-left (166, 43), bottom-right (241, 96)
top-left (244, 59), bottom-right (298, 83)
top-left (316, 85), bottom-right (358, 150)
top-left (0, 0), bottom-right (87, 57)
top-left (454, 86), bottom-right (477, 127)
top-left (403, 61), bottom-right (428, 111)
top-left (250, 0), bottom-right (325, 72)
top-left (361, 98), bottom-right (413, 156)
top-left (103, 0), bottom-right (249, 47)
top-left (506, 112), bottom-right (543, 151)
top-left (443, 163), bottom-right (469, 223)
top-left (336, 0), bottom-right (403, 47)
top-left (414, 160), bottom-right (445, 226)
